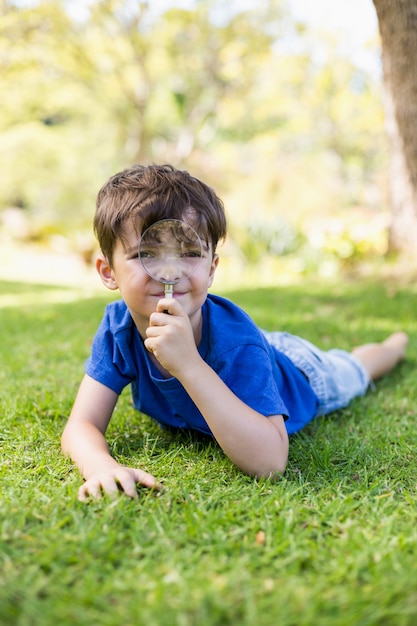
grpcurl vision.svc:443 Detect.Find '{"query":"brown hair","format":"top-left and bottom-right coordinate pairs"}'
top-left (94, 163), bottom-right (227, 263)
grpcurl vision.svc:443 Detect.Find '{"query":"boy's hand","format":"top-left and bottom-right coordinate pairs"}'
top-left (77, 465), bottom-right (160, 501)
top-left (144, 298), bottom-right (200, 378)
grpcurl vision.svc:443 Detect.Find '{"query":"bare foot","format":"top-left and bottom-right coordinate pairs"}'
top-left (382, 331), bottom-right (408, 361)
top-left (352, 331), bottom-right (408, 380)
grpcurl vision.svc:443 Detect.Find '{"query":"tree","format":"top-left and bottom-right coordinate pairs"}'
top-left (0, 0), bottom-right (388, 251)
top-left (0, 0), bottom-right (288, 229)
top-left (372, 0), bottom-right (417, 256)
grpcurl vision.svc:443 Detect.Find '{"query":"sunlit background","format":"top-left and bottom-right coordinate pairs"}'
top-left (0, 0), bottom-right (389, 289)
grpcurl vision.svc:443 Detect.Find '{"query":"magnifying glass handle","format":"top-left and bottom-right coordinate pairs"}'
top-left (164, 284), bottom-right (174, 298)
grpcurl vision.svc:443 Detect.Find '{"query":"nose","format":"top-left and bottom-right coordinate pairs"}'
top-left (158, 259), bottom-right (181, 284)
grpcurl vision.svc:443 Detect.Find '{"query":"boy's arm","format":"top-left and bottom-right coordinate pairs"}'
top-left (61, 374), bottom-right (158, 500)
top-left (146, 301), bottom-right (289, 478)
top-left (181, 361), bottom-right (289, 477)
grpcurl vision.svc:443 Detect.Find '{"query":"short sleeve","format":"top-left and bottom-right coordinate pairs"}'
top-left (211, 342), bottom-right (289, 418)
top-left (85, 303), bottom-right (137, 394)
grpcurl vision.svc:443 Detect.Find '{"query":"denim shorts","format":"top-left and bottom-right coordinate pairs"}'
top-left (263, 331), bottom-right (371, 416)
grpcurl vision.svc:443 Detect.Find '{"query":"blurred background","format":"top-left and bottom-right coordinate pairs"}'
top-left (0, 0), bottom-right (400, 288)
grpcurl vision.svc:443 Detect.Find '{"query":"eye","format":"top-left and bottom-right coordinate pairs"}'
top-left (180, 252), bottom-right (199, 258)
top-left (138, 250), bottom-right (155, 259)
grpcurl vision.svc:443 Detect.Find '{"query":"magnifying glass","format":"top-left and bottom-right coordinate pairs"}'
top-left (138, 219), bottom-right (203, 298)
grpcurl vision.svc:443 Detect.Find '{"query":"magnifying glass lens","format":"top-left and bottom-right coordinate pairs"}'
top-left (138, 220), bottom-right (203, 297)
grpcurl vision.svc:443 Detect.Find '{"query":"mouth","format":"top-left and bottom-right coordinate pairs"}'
top-left (151, 291), bottom-right (186, 298)
top-left (150, 292), bottom-right (165, 298)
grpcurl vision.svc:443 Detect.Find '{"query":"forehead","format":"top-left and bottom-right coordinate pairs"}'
top-left (126, 208), bottom-right (208, 242)
top-left (118, 218), bottom-right (212, 256)
top-left (142, 217), bottom-right (200, 240)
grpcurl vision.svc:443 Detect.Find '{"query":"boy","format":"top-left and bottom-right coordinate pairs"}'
top-left (61, 163), bottom-right (408, 501)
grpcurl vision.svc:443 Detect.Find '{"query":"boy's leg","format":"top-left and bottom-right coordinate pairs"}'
top-left (351, 331), bottom-right (408, 381)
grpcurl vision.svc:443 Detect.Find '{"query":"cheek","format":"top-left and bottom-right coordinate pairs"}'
top-left (196, 261), bottom-right (215, 284)
top-left (117, 267), bottom-right (150, 294)
top-left (207, 258), bottom-right (218, 285)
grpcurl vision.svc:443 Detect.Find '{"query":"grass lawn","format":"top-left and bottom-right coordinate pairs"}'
top-left (1, 275), bottom-right (417, 626)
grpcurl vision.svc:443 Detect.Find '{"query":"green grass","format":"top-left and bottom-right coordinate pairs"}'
top-left (1, 276), bottom-right (417, 626)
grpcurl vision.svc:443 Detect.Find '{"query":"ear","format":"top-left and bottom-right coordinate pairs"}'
top-left (96, 255), bottom-right (119, 291)
top-left (207, 254), bottom-right (219, 288)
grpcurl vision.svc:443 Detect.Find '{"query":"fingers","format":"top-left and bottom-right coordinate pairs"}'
top-left (155, 298), bottom-right (182, 316)
top-left (131, 468), bottom-right (161, 491)
top-left (78, 481), bottom-right (102, 502)
top-left (144, 338), bottom-right (155, 356)
top-left (150, 297), bottom-right (186, 324)
top-left (145, 310), bottom-right (180, 355)
top-left (77, 467), bottom-right (160, 502)
top-left (77, 474), bottom-right (131, 502)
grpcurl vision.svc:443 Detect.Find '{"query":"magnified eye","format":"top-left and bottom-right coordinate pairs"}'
top-left (180, 247), bottom-right (202, 258)
top-left (139, 250), bottom-right (155, 259)
top-left (138, 219), bottom-right (203, 294)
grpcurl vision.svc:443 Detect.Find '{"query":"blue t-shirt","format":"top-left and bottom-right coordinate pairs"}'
top-left (85, 294), bottom-right (318, 435)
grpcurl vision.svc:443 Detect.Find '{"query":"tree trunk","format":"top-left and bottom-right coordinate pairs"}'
top-left (372, 0), bottom-right (417, 256)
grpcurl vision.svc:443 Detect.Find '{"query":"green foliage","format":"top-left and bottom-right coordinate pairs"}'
top-left (1, 277), bottom-right (417, 625)
top-left (0, 0), bottom-right (386, 258)
top-left (232, 217), bottom-right (304, 265)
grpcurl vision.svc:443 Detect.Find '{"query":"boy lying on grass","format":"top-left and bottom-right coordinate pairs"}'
top-left (61, 164), bottom-right (408, 500)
